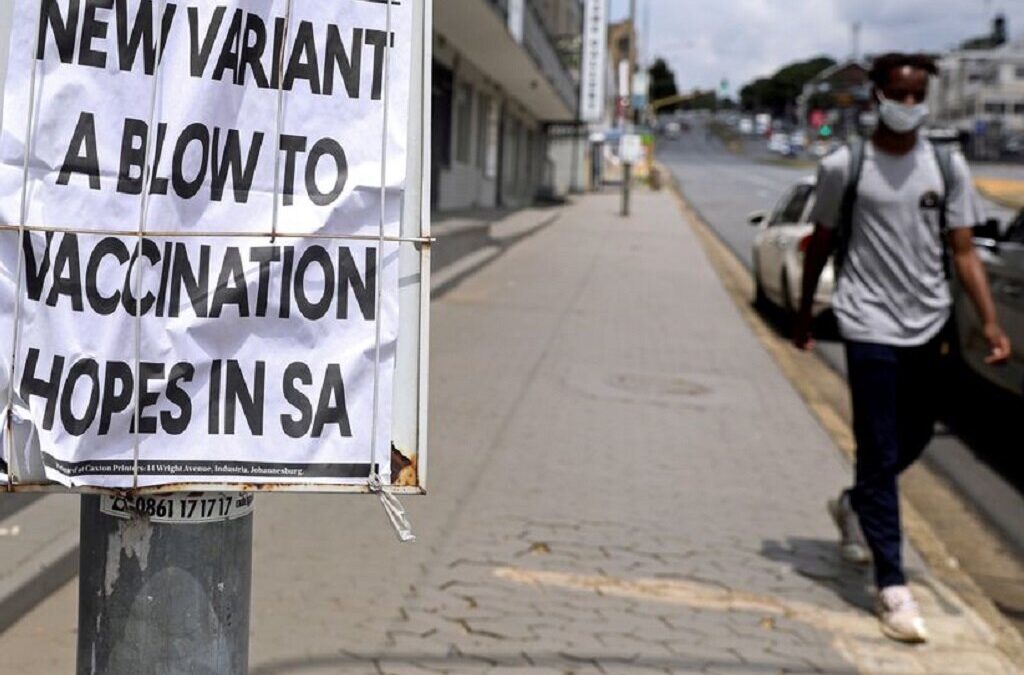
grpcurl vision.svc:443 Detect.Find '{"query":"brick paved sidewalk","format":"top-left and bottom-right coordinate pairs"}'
top-left (311, 189), bottom-right (1015, 674)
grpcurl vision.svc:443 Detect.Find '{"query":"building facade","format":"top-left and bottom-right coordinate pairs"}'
top-left (930, 39), bottom-right (1024, 157)
top-left (432, 0), bottom-right (583, 211)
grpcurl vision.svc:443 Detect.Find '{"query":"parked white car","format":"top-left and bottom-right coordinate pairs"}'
top-left (750, 177), bottom-right (835, 316)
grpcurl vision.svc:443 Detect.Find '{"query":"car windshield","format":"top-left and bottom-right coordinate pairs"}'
top-left (770, 184), bottom-right (814, 225)
top-left (1005, 211), bottom-right (1024, 244)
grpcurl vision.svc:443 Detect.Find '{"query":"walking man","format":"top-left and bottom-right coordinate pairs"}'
top-left (794, 52), bottom-right (1011, 643)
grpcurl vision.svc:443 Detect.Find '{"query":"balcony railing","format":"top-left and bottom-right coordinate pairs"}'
top-left (488, 0), bottom-right (580, 116)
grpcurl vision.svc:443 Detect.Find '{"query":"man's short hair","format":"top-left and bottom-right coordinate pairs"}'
top-left (869, 53), bottom-right (938, 88)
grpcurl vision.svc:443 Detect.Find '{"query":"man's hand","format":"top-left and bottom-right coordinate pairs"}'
top-left (949, 229), bottom-right (1010, 366)
top-left (983, 321), bottom-right (1012, 365)
top-left (792, 310), bottom-right (816, 351)
top-left (794, 226), bottom-right (836, 352)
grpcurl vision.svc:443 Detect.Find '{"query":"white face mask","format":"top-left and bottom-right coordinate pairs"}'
top-left (877, 94), bottom-right (929, 134)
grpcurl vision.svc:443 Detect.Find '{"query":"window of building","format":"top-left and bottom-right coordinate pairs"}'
top-left (454, 83), bottom-right (474, 164)
top-left (984, 101), bottom-right (1007, 115)
top-left (1016, 65), bottom-right (1024, 80)
top-left (431, 62), bottom-right (453, 171)
top-left (504, 117), bottom-right (520, 193)
top-left (483, 102), bottom-right (500, 179)
top-left (1015, 102), bottom-right (1024, 115)
top-left (524, 129), bottom-right (535, 192)
top-left (476, 95), bottom-right (491, 171)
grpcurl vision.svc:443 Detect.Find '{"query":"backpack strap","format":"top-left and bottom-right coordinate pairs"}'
top-left (834, 137), bottom-right (866, 276)
top-left (932, 142), bottom-right (957, 279)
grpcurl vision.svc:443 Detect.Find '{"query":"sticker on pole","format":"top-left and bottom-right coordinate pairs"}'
top-left (0, 0), bottom-right (429, 494)
top-left (100, 492), bottom-right (255, 524)
top-left (619, 134), bottom-right (644, 163)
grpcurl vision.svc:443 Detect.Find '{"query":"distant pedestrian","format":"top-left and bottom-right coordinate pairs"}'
top-left (793, 52), bottom-right (1011, 644)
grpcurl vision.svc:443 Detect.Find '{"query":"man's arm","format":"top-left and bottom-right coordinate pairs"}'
top-left (793, 225), bottom-right (836, 350)
top-left (948, 228), bottom-right (1011, 365)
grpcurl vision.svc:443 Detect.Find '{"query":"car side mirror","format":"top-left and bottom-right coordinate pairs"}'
top-left (973, 218), bottom-right (1002, 241)
top-left (748, 210), bottom-right (767, 226)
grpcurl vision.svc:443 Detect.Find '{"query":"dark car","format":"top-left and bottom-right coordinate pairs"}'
top-left (954, 213), bottom-right (1024, 397)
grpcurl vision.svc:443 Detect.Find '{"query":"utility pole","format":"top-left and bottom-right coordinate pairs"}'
top-left (621, 0), bottom-right (637, 217)
top-left (570, 1), bottom-right (585, 194)
top-left (77, 493), bottom-right (254, 674)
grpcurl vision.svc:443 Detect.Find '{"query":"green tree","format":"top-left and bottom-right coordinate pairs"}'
top-left (739, 56), bottom-right (835, 115)
top-left (648, 58), bottom-right (679, 110)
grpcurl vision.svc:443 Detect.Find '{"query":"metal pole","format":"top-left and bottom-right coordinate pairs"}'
top-left (620, 0), bottom-right (636, 215)
top-left (621, 162), bottom-right (632, 216)
top-left (570, 125), bottom-right (581, 194)
top-left (628, 0), bottom-right (637, 123)
top-left (76, 493), bottom-right (253, 675)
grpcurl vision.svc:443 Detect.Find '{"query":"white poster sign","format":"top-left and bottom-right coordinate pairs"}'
top-left (619, 133), bottom-right (643, 163)
top-left (0, 0), bottom-right (415, 490)
top-left (579, 0), bottom-right (607, 123)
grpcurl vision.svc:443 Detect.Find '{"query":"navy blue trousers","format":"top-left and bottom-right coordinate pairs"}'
top-left (845, 335), bottom-right (943, 589)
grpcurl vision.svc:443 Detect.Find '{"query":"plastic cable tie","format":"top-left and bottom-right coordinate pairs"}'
top-left (368, 474), bottom-right (416, 543)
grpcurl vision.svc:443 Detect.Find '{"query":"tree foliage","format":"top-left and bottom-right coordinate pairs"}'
top-left (648, 58), bottom-right (679, 110)
top-left (739, 56), bottom-right (836, 115)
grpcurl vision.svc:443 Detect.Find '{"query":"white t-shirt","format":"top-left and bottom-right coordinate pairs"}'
top-left (809, 139), bottom-right (983, 346)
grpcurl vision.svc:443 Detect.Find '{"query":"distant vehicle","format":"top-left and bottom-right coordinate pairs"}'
top-left (1003, 134), bottom-right (1024, 157)
top-left (954, 213), bottom-right (1024, 397)
top-left (767, 133), bottom-right (792, 156)
top-left (755, 113), bottom-right (772, 136)
top-left (809, 140), bottom-right (838, 158)
top-left (664, 121), bottom-right (683, 139)
top-left (789, 131), bottom-right (807, 150)
top-left (738, 118), bottom-right (754, 135)
top-left (749, 177), bottom-right (835, 316)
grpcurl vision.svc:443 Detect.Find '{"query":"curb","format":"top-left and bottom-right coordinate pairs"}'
top-left (660, 162), bottom-right (1024, 667)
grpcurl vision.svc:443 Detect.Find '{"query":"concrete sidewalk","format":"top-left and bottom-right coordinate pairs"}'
top-left (0, 190), bottom-right (1019, 673)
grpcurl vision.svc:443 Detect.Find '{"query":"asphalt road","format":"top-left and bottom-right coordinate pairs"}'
top-left (658, 122), bottom-right (1024, 560)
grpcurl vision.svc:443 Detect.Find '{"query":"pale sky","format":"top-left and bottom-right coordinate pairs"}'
top-left (608, 0), bottom-right (1024, 96)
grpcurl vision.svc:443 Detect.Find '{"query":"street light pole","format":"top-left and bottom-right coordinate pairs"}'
top-left (621, 0), bottom-right (637, 216)
top-left (76, 493), bottom-right (254, 675)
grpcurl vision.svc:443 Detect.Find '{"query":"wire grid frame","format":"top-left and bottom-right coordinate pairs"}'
top-left (1, 0), bottom-right (427, 495)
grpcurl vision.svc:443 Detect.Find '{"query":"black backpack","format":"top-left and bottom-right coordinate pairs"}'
top-left (834, 137), bottom-right (957, 279)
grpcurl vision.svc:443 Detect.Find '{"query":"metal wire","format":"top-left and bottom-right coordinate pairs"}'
top-left (0, 222), bottom-right (433, 244)
top-left (131, 0), bottom-right (170, 489)
top-left (368, 0), bottom-right (394, 489)
top-left (269, 0), bottom-right (296, 244)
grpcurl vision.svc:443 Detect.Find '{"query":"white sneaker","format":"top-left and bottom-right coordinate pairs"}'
top-left (827, 491), bottom-right (871, 565)
top-left (877, 585), bottom-right (929, 643)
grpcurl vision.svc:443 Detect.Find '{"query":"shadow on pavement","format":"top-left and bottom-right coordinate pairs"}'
top-left (431, 209), bottom-right (563, 300)
top-left (250, 652), bottom-right (856, 674)
top-left (760, 538), bottom-right (874, 614)
top-left (750, 296), bottom-right (842, 345)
